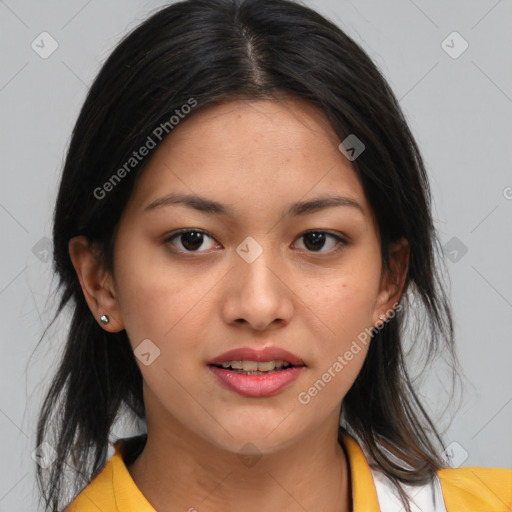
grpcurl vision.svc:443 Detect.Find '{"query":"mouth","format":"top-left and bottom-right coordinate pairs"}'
top-left (207, 350), bottom-right (306, 397)
top-left (208, 359), bottom-right (306, 375)
top-left (207, 346), bottom-right (306, 397)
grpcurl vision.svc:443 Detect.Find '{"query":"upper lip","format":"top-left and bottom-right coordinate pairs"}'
top-left (208, 346), bottom-right (305, 366)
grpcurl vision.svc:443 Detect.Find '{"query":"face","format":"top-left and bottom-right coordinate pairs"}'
top-left (73, 97), bottom-right (407, 455)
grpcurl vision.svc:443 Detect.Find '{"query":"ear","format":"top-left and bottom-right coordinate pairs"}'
top-left (371, 237), bottom-right (409, 328)
top-left (68, 235), bottom-right (125, 332)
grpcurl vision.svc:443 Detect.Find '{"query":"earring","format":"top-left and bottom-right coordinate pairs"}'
top-left (100, 314), bottom-right (110, 325)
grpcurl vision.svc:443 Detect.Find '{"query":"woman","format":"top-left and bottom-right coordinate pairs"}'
top-left (35, 0), bottom-right (511, 511)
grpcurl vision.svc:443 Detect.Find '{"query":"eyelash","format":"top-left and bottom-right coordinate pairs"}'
top-left (164, 228), bottom-right (348, 255)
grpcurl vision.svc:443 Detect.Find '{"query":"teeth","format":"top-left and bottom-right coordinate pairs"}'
top-left (218, 360), bottom-right (294, 371)
top-left (222, 360), bottom-right (243, 369)
top-left (243, 360), bottom-right (259, 372)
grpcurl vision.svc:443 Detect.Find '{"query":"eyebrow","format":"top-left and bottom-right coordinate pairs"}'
top-left (144, 193), bottom-right (365, 218)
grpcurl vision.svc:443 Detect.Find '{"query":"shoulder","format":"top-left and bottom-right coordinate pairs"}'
top-left (437, 466), bottom-right (512, 511)
top-left (64, 435), bottom-right (147, 512)
top-left (64, 456), bottom-right (117, 512)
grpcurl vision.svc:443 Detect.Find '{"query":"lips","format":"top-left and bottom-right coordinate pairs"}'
top-left (207, 346), bottom-right (306, 397)
top-left (207, 346), bottom-right (305, 367)
top-left (208, 364), bottom-right (305, 397)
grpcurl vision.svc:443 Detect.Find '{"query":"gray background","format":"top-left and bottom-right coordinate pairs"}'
top-left (1, 0), bottom-right (511, 510)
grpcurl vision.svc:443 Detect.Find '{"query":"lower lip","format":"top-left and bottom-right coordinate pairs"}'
top-left (208, 365), bottom-right (305, 397)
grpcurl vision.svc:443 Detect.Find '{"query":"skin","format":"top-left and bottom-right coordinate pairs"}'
top-left (69, 96), bottom-right (409, 512)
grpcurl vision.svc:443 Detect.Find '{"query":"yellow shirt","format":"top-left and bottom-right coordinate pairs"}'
top-left (66, 434), bottom-right (512, 511)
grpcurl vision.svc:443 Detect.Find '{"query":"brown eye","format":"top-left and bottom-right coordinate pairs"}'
top-left (165, 229), bottom-right (218, 253)
top-left (294, 231), bottom-right (347, 253)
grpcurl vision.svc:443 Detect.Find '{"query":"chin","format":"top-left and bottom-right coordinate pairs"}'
top-left (202, 418), bottom-right (301, 454)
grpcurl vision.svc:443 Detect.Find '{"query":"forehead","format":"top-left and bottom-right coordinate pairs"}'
top-left (163, 97), bottom-right (343, 157)
top-left (123, 98), bottom-right (369, 220)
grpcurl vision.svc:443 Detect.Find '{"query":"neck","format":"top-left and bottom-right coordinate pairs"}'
top-left (126, 418), bottom-right (352, 512)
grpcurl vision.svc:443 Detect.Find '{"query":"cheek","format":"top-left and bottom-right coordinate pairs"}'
top-left (113, 242), bottom-right (221, 350)
top-left (299, 262), bottom-right (380, 398)
top-left (113, 251), bottom-right (215, 404)
top-left (312, 268), bottom-right (380, 344)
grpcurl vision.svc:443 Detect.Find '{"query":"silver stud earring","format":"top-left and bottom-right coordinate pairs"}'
top-left (100, 314), bottom-right (110, 325)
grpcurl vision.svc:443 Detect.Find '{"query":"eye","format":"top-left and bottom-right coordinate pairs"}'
top-left (164, 229), bottom-right (347, 255)
top-left (293, 230), bottom-right (347, 254)
top-left (165, 229), bottom-right (219, 253)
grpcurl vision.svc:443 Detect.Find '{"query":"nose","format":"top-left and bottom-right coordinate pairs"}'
top-left (221, 242), bottom-right (294, 332)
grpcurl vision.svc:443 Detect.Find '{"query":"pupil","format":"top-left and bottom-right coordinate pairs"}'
top-left (182, 231), bottom-right (203, 250)
top-left (303, 232), bottom-right (325, 251)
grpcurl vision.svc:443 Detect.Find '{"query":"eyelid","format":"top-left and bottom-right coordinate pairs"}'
top-left (299, 229), bottom-right (348, 242)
